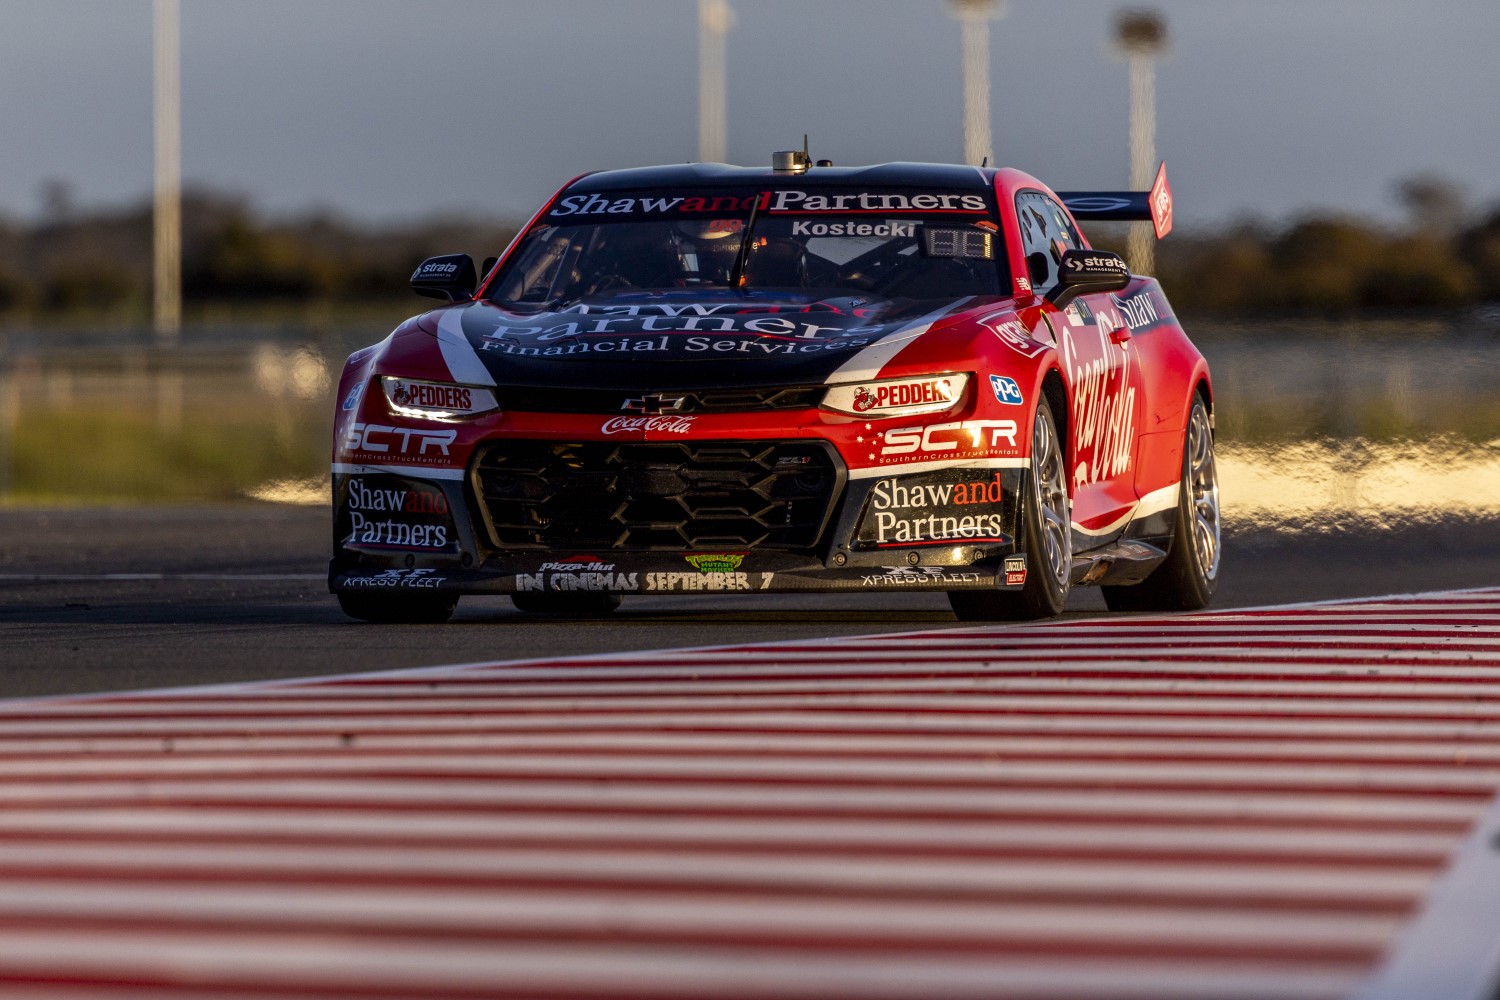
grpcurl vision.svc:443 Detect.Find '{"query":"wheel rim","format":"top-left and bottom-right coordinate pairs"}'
top-left (1032, 408), bottom-right (1071, 588)
top-left (1187, 403), bottom-right (1221, 582)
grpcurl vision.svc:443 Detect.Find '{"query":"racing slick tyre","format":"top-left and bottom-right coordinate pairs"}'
top-left (948, 396), bottom-right (1071, 621)
top-left (510, 592), bottom-right (622, 616)
top-left (1102, 394), bottom-right (1220, 612)
top-left (337, 591), bottom-right (458, 624)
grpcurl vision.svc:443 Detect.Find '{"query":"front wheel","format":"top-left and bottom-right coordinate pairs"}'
top-left (1102, 395), bottom-right (1220, 612)
top-left (337, 591), bottom-right (458, 624)
top-left (949, 396), bottom-right (1072, 621)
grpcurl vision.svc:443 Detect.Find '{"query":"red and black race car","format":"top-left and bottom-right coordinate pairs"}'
top-left (330, 153), bottom-right (1218, 623)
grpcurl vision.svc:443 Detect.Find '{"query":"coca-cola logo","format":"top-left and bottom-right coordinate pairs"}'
top-left (600, 415), bottom-right (696, 435)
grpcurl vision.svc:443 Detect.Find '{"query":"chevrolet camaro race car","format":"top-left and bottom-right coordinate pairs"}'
top-left (330, 152), bottom-right (1219, 623)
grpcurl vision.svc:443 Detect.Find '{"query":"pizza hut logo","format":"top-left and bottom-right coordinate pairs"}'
top-left (540, 555), bottom-right (616, 572)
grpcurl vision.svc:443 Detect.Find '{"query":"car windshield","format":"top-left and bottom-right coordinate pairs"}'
top-left (488, 187), bottom-right (1005, 309)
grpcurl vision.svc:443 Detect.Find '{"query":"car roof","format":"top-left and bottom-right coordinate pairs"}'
top-left (565, 162), bottom-right (998, 193)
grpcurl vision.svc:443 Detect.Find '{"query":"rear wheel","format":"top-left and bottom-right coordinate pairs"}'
top-left (511, 592), bottom-right (622, 616)
top-left (948, 396), bottom-right (1071, 621)
top-left (337, 591), bottom-right (457, 624)
top-left (1102, 395), bottom-right (1219, 612)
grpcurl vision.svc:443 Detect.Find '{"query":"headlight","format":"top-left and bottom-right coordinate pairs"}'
top-left (381, 377), bottom-right (499, 420)
top-left (821, 373), bottom-right (969, 417)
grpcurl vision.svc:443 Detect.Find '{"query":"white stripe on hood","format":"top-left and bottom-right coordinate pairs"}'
top-left (434, 307), bottom-right (497, 387)
top-left (823, 299), bottom-right (969, 385)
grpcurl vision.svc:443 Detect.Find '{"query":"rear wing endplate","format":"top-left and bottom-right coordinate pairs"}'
top-left (1057, 161), bottom-right (1173, 239)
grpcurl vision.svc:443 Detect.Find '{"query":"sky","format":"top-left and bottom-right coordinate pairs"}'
top-left (1, 0), bottom-right (1497, 230)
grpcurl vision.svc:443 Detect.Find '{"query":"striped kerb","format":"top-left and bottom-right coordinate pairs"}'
top-left (0, 589), bottom-right (1497, 999)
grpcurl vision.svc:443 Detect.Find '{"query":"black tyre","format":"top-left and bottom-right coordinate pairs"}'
top-left (511, 591), bottom-right (622, 616)
top-left (1102, 395), bottom-right (1220, 612)
top-left (337, 591), bottom-right (458, 624)
top-left (948, 396), bottom-right (1071, 621)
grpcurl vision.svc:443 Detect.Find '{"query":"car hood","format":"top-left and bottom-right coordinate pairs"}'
top-left (425, 291), bottom-right (994, 389)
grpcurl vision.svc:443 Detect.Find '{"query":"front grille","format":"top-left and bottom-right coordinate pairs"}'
top-left (488, 384), bottom-right (825, 414)
top-left (472, 440), bottom-right (843, 550)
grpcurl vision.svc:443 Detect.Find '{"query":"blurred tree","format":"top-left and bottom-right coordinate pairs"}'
top-left (1158, 225), bottom-right (1275, 314)
top-left (1396, 174), bottom-right (1468, 237)
top-left (1364, 236), bottom-right (1477, 308)
top-left (1268, 216), bottom-right (1387, 315)
top-left (1458, 207), bottom-right (1500, 300)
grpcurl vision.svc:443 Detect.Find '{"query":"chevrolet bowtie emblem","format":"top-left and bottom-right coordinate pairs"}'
top-left (621, 394), bottom-right (687, 415)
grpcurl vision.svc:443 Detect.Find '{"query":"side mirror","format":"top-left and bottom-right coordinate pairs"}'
top-left (410, 254), bottom-right (476, 302)
top-left (1044, 249), bottom-right (1130, 310)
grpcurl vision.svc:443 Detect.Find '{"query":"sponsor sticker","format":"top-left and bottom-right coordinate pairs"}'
top-left (1150, 162), bottom-right (1173, 239)
top-left (600, 415), bottom-right (695, 436)
top-left (824, 375), bottom-right (964, 418)
top-left (877, 420), bottom-right (1019, 460)
top-left (347, 478), bottom-right (449, 515)
top-left (978, 313), bottom-right (1048, 359)
top-left (340, 476), bottom-right (457, 552)
top-left (645, 572), bottom-right (774, 592)
top-left (383, 378), bottom-right (498, 419)
top-left (547, 189), bottom-right (989, 220)
top-left (989, 375), bottom-right (1023, 405)
top-left (344, 568), bottom-right (446, 589)
top-left (857, 469), bottom-right (1014, 548)
top-left (860, 567), bottom-right (986, 587)
top-left (516, 555), bottom-right (638, 593)
top-left (1110, 290), bottom-right (1163, 332)
top-left (343, 423), bottom-right (457, 462)
top-left (516, 570), bottom-right (638, 592)
top-left (1004, 555), bottom-right (1027, 586)
top-left (684, 553), bottom-right (746, 573)
top-left (1063, 253), bottom-right (1130, 277)
top-left (341, 382), bottom-right (365, 411)
top-left (346, 513), bottom-right (448, 549)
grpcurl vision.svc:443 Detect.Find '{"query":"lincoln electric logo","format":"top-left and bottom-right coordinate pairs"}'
top-left (621, 394), bottom-right (686, 415)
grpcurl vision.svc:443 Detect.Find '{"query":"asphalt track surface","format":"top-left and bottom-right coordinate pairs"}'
top-left (2, 504), bottom-right (1498, 699)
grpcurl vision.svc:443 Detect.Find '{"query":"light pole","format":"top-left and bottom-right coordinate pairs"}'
top-left (153, 0), bottom-right (182, 339)
top-left (1113, 9), bottom-right (1168, 275)
top-left (948, 0), bottom-right (1003, 167)
top-left (697, 0), bottom-right (733, 163)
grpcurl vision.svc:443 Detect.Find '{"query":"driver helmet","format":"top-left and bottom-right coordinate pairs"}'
top-left (672, 218), bottom-right (743, 285)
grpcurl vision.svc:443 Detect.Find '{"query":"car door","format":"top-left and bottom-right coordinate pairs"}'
top-left (1015, 191), bottom-right (1144, 551)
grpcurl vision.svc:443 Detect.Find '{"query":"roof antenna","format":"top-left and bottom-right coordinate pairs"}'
top-left (803, 134), bottom-right (810, 162)
top-left (981, 155), bottom-right (989, 168)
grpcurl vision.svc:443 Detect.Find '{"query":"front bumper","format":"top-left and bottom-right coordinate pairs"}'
top-left (329, 443), bottom-right (1029, 596)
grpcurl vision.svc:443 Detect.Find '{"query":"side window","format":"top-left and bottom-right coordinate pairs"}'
top-left (1014, 191), bottom-right (1083, 294)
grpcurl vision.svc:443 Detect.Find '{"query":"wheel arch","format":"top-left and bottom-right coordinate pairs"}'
top-left (1039, 366), bottom-right (1069, 477)
top-left (1194, 377), bottom-right (1213, 432)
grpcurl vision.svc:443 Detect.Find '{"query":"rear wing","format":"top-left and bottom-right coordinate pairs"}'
top-left (1057, 161), bottom-right (1173, 239)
